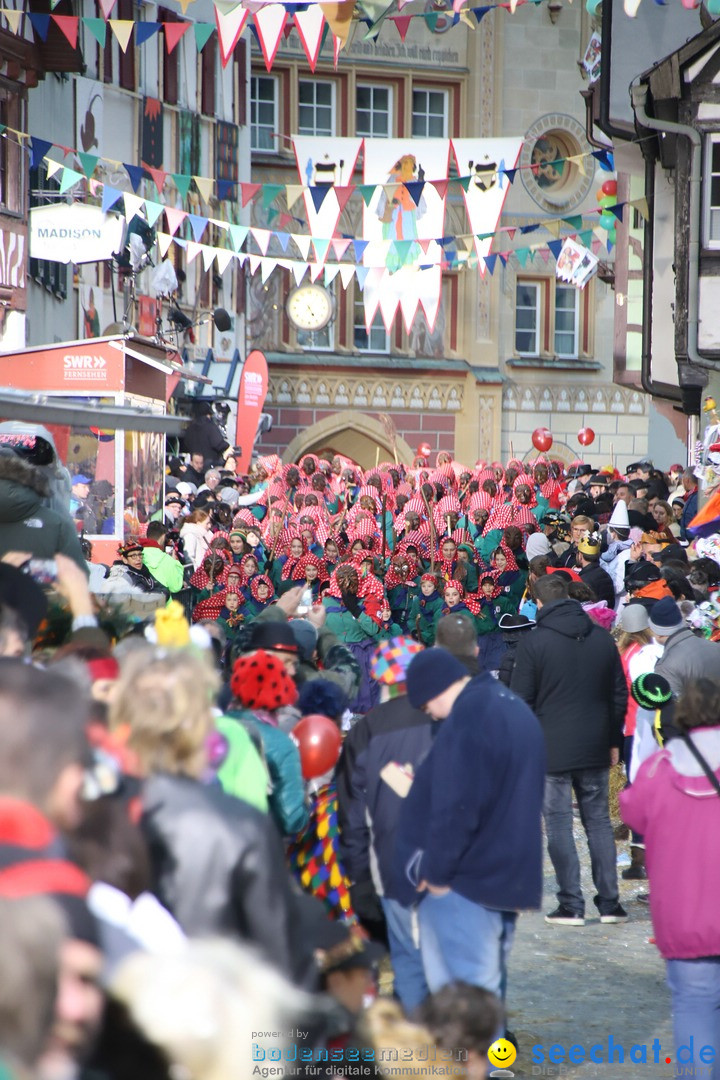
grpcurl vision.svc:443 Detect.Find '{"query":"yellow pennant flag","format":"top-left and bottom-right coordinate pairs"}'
top-left (194, 175), bottom-right (214, 204)
top-left (109, 19), bottom-right (133, 52)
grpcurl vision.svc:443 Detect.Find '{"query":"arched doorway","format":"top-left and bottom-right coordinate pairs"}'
top-left (283, 411), bottom-right (415, 470)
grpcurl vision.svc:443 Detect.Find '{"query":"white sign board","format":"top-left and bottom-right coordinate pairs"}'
top-left (30, 203), bottom-right (124, 264)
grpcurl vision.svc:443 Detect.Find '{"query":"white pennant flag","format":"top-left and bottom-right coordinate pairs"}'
top-left (293, 234), bottom-right (312, 260)
top-left (260, 257), bottom-right (277, 284)
top-left (339, 264), bottom-right (355, 288)
top-left (215, 249), bottom-right (234, 275)
top-left (201, 245), bottom-right (216, 272)
top-left (292, 262), bottom-right (307, 286)
top-left (123, 192), bottom-right (145, 222)
top-left (293, 4), bottom-right (325, 72)
top-left (157, 231), bottom-right (173, 258)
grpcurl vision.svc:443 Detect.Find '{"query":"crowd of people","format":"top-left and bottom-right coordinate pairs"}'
top-left (3, 428), bottom-right (720, 1080)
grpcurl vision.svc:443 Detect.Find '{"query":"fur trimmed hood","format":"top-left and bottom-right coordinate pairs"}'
top-left (0, 452), bottom-right (49, 523)
top-left (0, 452), bottom-right (50, 496)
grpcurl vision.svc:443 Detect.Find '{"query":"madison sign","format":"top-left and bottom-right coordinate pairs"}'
top-left (29, 203), bottom-right (125, 264)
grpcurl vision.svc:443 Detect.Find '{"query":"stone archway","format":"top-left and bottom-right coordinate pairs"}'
top-left (283, 411), bottom-right (415, 470)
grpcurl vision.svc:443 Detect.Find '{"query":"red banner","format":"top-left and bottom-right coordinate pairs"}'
top-left (234, 349), bottom-right (268, 474)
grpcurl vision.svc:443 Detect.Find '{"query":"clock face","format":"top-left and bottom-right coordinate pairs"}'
top-left (286, 284), bottom-right (334, 332)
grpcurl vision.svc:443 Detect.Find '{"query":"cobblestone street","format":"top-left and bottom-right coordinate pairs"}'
top-left (507, 821), bottom-right (675, 1080)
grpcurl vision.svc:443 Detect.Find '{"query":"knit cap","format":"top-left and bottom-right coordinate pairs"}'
top-left (371, 636), bottom-right (424, 685)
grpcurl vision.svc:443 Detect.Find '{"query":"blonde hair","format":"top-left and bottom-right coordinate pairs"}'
top-left (110, 648), bottom-right (219, 778)
top-left (361, 1000), bottom-right (460, 1080)
top-left (614, 628), bottom-right (653, 653)
top-left (571, 514), bottom-right (594, 532)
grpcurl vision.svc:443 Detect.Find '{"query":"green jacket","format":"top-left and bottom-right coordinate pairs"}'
top-left (408, 592), bottom-right (444, 646)
top-left (142, 545), bottom-right (185, 594)
top-left (0, 455), bottom-right (86, 570)
top-left (225, 708), bottom-right (308, 836)
top-left (322, 596), bottom-right (386, 644)
top-left (215, 714), bottom-right (269, 813)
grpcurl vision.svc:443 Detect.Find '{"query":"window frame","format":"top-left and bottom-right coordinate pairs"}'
top-left (355, 82), bottom-right (393, 139)
top-left (411, 86), bottom-right (449, 139)
top-left (28, 164), bottom-right (67, 300)
top-left (553, 282), bottom-right (580, 359)
top-left (353, 292), bottom-right (390, 354)
top-left (297, 78), bottom-right (336, 137)
top-left (514, 280), bottom-right (541, 357)
top-left (704, 133), bottom-right (720, 250)
top-left (250, 74), bottom-right (278, 152)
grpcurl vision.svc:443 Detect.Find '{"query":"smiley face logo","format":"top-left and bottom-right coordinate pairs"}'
top-left (487, 1039), bottom-right (517, 1070)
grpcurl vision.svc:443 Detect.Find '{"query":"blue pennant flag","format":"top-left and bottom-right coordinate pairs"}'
top-left (355, 266), bottom-right (370, 290)
top-left (309, 186), bottom-right (329, 213)
top-left (276, 231), bottom-right (290, 253)
top-left (136, 22), bottom-right (160, 44)
top-left (353, 239), bottom-right (368, 261)
top-left (124, 164), bottom-right (144, 192)
top-left (404, 181), bottom-right (424, 206)
top-left (592, 149), bottom-right (615, 172)
top-left (547, 239), bottom-right (564, 259)
top-left (484, 254), bottom-right (497, 275)
top-left (102, 186), bottom-right (123, 213)
top-left (30, 138), bottom-right (52, 169)
top-left (217, 179), bottom-right (235, 201)
top-left (29, 13), bottom-right (50, 39)
top-left (188, 214), bottom-right (208, 242)
top-left (609, 203), bottom-right (624, 223)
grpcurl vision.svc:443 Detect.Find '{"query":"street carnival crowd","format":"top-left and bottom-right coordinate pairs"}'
top-left (4, 413), bottom-right (720, 1080)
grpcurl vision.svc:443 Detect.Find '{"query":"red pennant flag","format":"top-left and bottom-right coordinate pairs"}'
top-left (165, 207), bottom-right (187, 236)
top-left (146, 166), bottom-right (167, 195)
top-left (418, 238), bottom-right (432, 254)
top-left (333, 185), bottom-right (354, 214)
top-left (391, 15), bottom-right (412, 40)
top-left (164, 21), bottom-right (189, 53)
top-left (432, 179), bottom-right (449, 199)
top-left (52, 14), bottom-right (79, 48)
top-left (241, 183), bottom-right (261, 207)
top-left (506, 227), bottom-right (516, 240)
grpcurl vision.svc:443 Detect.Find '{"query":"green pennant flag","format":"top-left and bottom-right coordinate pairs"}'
top-left (515, 248), bottom-right (528, 268)
top-left (261, 184), bottom-right (284, 210)
top-left (171, 173), bottom-right (192, 200)
top-left (458, 175), bottom-right (472, 193)
top-left (393, 240), bottom-right (413, 265)
top-left (313, 238), bottom-right (330, 262)
top-left (562, 215), bottom-right (583, 231)
top-left (266, 207), bottom-right (278, 225)
top-left (193, 21), bottom-right (214, 50)
top-left (77, 153), bottom-right (99, 179)
top-left (228, 224), bottom-right (249, 252)
top-left (144, 200), bottom-right (164, 227)
top-left (357, 184), bottom-right (376, 207)
top-left (59, 167), bottom-right (83, 194)
top-left (424, 12), bottom-right (439, 30)
top-left (83, 17), bottom-right (107, 46)
top-left (579, 229), bottom-right (593, 248)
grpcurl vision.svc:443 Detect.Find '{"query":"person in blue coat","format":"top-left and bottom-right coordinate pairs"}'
top-left (396, 648), bottom-right (546, 1002)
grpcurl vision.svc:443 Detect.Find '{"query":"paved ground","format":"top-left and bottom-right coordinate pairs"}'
top-left (506, 820), bottom-right (675, 1080)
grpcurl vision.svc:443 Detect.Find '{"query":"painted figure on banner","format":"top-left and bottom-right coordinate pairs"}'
top-left (451, 138), bottom-right (523, 270)
top-left (293, 137), bottom-right (363, 247)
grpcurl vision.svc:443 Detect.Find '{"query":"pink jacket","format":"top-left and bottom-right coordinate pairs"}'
top-left (620, 727), bottom-right (720, 960)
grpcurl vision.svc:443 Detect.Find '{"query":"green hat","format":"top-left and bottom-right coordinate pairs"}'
top-left (631, 672), bottom-right (673, 710)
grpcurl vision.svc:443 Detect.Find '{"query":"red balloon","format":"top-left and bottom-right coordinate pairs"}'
top-left (418, 442), bottom-right (432, 458)
top-left (601, 180), bottom-right (617, 197)
top-left (531, 428), bottom-right (553, 453)
top-left (291, 715), bottom-right (342, 780)
top-left (578, 427), bottom-right (596, 446)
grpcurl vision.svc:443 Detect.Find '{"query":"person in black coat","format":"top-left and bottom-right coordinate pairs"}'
top-left (575, 532), bottom-right (616, 610)
top-left (496, 613), bottom-right (535, 686)
top-left (510, 574), bottom-right (628, 927)
top-left (179, 402), bottom-right (230, 465)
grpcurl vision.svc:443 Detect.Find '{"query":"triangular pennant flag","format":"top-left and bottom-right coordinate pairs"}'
top-left (165, 206), bottom-right (187, 236)
top-left (539, 247), bottom-right (550, 264)
top-left (241, 182), bottom-right (260, 207)
top-left (632, 196), bottom-right (649, 220)
top-left (217, 179), bottom-right (234, 201)
top-left (215, 4), bottom-right (248, 67)
top-left (188, 214), bottom-right (209, 242)
top-left (392, 240), bottom-right (413, 266)
top-left (99, 0), bottom-right (117, 18)
top-left (498, 253), bottom-right (508, 267)
top-left (390, 13), bottom-right (412, 39)
top-left (247, 254), bottom-right (260, 276)
top-left (275, 230), bottom-right (290, 253)
top-left (45, 159), bottom-right (63, 180)
top-left (101, 186), bottom-right (122, 213)
top-left (332, 237), bottom-right (350, 259)
top-left (171, 173), bottom-right (192, 200)
top-left (201, 244), bottom-right (216, 272)
top-left (163, 20), bottom-right (189, 52)
top-left (30, 138), bottom-right (52, 169)
top-left (324, 264), bottom-right (341, 286)
top-left (473, 5), bottom-right (492, 21)
top-left (185, 241), bottom-right (202, 265)
top-left (332, 33), bottom-right (343, 69)
top-left (293, 4), bottom-right (325, 72)
top-left (579, 229), bottom-right (593, 248)
top-left (123, 163), bottom-right (144, 192)
top-left (294, 234), bottom-right (311, 260)
top-left (515, 248), bottom-right (528, 268)
top-left (135, 21), bottom-right (160, 44)
top-left (567, 154), bottom-right (587, 177)
top-left (285, 184), bottom-right (303, 211)
top-left (146, 167), bottom-right (167, 195)
top-left (260, 258), bottom-right (277, 284)
top-left (431, 179), bottom-right (449, 199)
top-left (309, 186), bottom-right (330, 213)
top-left (109, 20), bottom-right (134, 52)
top-left (52, 15), bottom-right (78, 48)
top-left (193, 175), bottom-right (214, 203)
top-left (424, 11), bottom-right (439, 29)
top-left (592, 149), bottom-right (614, 171)
top-left (176, 0), bottom-right (195, 15)
top-left (28, 12), bottom-right (50, 38)
top-left (355, 265), bottom-right (370, 291)
top-left (458, 175), bottom-right (472, 193)
top-left (544, 220), bottom-right (561, 238)
top-left (609, 203), bottom-right (624, 223)
top-left (59, 167), bottom-right (83, 194)
top-left (261, 183), bottom-right (284, 210)
top-left (310, 262), bottom-right (324, 283)
top-left (339, 264), bottom-right (355, 288)
top-left (404, 181), bottom-right (424, 207)
top-left (332, 185), bottom-right (354, 215)
top-left (193, 20), bottom-right (214, 49)
top-left (251, 227), bottom-right (271, 256)
top-left (227, 223), bottom-right (248, 252)
top-left (484, 253), bottom-right (497, 275)
top-left (591, 236), bottom-right (602, 254)
top-left (520, 223), bottom-right (539, 234)
top-left (547, 239), bottom-right (563, 259)
top-left (123, 192), bottom-right (145, 221)
top-left (313, 238), bottom-right (330, 263)
top-left (215, 249), bottom-right (234, 275)
top-left (562, 214), bottom-right (583, 230)
top-left (144, 200), bottom-right (164, 227)
top-left (3, 10), bottom-right (22, 33)
top-left (291, 262), bottom-right (307, 287)
top-left (378, 286), bottom-right (400, 333)
top-left (157, 231), bottom-right (173, 258)
top-left (505, 227), bottom-right (516, 241)
top-left (83, 17), bottom-right (107, 46)
top-left (357, 184), bottom-right (376, 207)
top-left (504, 168), bottom-right (517, 184)
top-left (253, 4), bottom-right (286, 72)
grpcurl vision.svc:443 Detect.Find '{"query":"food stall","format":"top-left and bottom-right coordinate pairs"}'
top-left (0, 334), bottom-right (198, 564)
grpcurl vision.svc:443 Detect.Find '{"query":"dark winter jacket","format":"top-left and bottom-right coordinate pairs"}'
top-left (654, 627), bottom-right (720, 697)
top-left (225, 708), bottom-right (308, 836)
top-left (141, 772), bottom-right (297, 974)
top-left (0, 454), bottom-right (86, 569)
top-left (335, 693), bottom-right (435, 900)
top-left (510, 598), bottom-right (627, 773)
top-left (394, 674), bottom-right (546, 910)
top-left (578, 560), bottom-right (616, 609)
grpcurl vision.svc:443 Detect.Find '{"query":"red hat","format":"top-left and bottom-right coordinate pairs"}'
top-left (230, 650), bottom-right (298, 711)
top-left (547, 566), bottom-right (582, 583)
